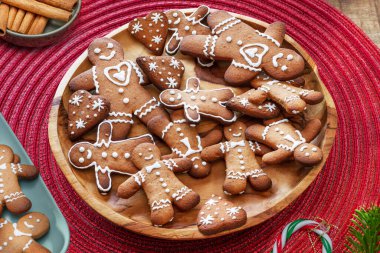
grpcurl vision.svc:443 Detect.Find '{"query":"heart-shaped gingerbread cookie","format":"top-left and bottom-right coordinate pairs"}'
top-left (68, 90), bottom-right (110, 140)
top-left (128, 11), bottom-right (169, 55)
top-left (197, 195), bottom-right (247, 235)
top-left (136, 56), bottom-right (185, 90)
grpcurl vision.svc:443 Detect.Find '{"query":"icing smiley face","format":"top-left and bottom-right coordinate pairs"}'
top-left (17, 212), bottom-right (50, 238)
top-left (68, 144), bottom-right (94, 168)
top-left (131, 143), bottom-right (161, 168)
top-left (294, 143), bottom-right (323, 165)
top-left (266, 48), bottom-right (305, 80)
top-left (223, 121), bottom-right (247, 141)
top-left (88, 38), bottom-right (124, 65)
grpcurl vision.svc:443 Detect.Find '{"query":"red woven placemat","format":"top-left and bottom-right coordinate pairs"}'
top-left (0, 0), bottom-right (379, 252)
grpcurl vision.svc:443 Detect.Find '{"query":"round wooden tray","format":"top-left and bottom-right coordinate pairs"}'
top-left (48, 9), bottom-right (337, 240)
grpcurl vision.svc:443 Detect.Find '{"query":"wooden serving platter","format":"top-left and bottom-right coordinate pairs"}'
top-left (48, 9), bottom-right (337, 240)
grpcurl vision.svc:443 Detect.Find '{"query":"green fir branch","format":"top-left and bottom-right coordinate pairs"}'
top-left (345, 205), bottom-right (380, 253)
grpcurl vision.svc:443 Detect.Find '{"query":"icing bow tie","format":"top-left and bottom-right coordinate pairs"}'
top-left (145, 162), bottom-right (161, 173)
top-left (229, 140), bottom-right (245, 148)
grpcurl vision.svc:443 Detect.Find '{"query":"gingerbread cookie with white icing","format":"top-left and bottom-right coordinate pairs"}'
top-left (245, 117), bottom-right (323, 165)
top-left (226, 89), bottom-right (280, 119)
top-left (165, 5), bottom-right (211, 55)
top-left (128, 11), bottom-right (168, 55)
top-left (180, 11), bottom-right (305, 85)
top-left (249, 74), bottom-right (324, 115)
top-left (202, 121), bottom-right (272, 195)
top-left (68, 121), bottom-right (154, 194)
top-left (0, 212), bottom-right (50, 253)
top-left (148, 110), bottom-right (222, 178)
top-left (67, 90), bottom-right (110, 140)
top-left (160, 77), bottom-right (237, 124)
top-left (136, 56), bottom-right (185, 90)
top-left (197, 195), bottom-right (247, 235)
top-left (69, 37), bottom-right (170, 140)
top-left (117, 143), bottom-right (200, 226)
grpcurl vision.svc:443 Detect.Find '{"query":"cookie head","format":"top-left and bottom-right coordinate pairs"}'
top-left (265, 49), bottom-right (305, 80)
top-left (68, 143), bottom-right (94, 168)
top-left (0, 144), bottom-right (14, 163)
top-left (160, 89), bottom-right (183, 107)
top-left (224, 121), bottom-right (247, 141)
top-left (166, 10), bottom-right (184, 28)
top-left (131, 143), bottom-right (161, 168)
top-left (17, 212), bottom-right (50, 239)
top-left (88, 38), bottom-right (124, 65)
top-left (294, 143), bottom-right (323, 165)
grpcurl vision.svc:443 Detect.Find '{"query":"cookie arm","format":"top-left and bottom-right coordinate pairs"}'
top-left (23, 240), bottom-right (51, 253)
top-left (247, 89), bottom-right (268, 104)
top-left (201, 128), bottom-right (223, 147)
top-left (168, 158), bottom-right (193, 173)
top-left (201, 143), bottom-right (226, 162)
top-left (301, 119), bottom-right (322, 142)
top-left (117, 175), bottom-right (142, 199)
top-left (262, 149), bottom-right (292, 165)
top-left (264, 21), bottom-right (285, 46)
top-left (249, 141), bottom-right (272, 156)
top-left (16, 164), bottom-right (39, 180)
top-left (69, 69), bottom-right (95, 91)
top-left (188, 5), bottom-right (210, 22)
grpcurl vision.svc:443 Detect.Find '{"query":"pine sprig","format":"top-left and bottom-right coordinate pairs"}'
top-left (345, 205), bottom-right (380, 253)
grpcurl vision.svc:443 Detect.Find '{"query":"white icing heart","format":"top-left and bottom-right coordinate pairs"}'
top-left (104, 62), bottom-right (132, 86)
top-left (240, 44), bottom-right (269, 68)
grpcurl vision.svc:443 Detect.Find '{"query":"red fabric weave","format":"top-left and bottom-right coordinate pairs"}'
top-left (0, 0), bottom-right (379, 252)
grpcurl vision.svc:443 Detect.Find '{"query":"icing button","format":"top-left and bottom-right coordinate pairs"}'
top-left (123, 98), bottom-right (129, 104)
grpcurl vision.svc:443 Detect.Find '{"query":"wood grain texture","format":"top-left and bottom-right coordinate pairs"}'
top-left (327, 0), bottom-right (380, 46)
top-left (48, 10), bottom-right (337, 240)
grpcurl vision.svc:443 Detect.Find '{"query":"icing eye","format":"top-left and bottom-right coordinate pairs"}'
top-left (36, 219), bottom-right (41, 223)
top-left (229, 129), bottom-right (232, 132)
top-left (169, 97), bottom-right (175, 102)
top-left (170, 90), bottom-right (175, 95)
top-left (172, 12), bottom-right (178, 17)
top-left (281, 65), bottom-right (288, 71)
top-left (79, 147), bottom-right (85, 153)
top-left (28, 216), bottom-right (32, 219)
top-left (148, 148), bottom-right (152, 151)
top-left (94, 48), bottom-right (101, 54)
top-left (79, 157), bottom-right (85, 163)
top-left (239, 127), bottom-right (242, 130)
top-left (139, 153), bottom-right (143, 157)
top-left (176, 128), bottom-right (181, 132)
top-left (287, 54), bottom-right (294, 61)
top-left (107, 43), bottom-right (114, 49)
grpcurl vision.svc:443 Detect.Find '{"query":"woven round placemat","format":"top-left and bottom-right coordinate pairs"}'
top-left (0, 0), bottom-right (379, 252)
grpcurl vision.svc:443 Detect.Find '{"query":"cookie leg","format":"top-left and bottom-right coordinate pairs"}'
top-left (172, 187), bottom-right (200, 211)
top-left (262, 149), bottom-right (292, 165)
top-left (95, 168), bottom-right (112, 194)
top-left (0, 203), bottom-right (3, 216)
top-left (4, 191), bottom-right (32, 214)
top-left (107, 121), bottom-right (132, 140)
top-left (224, 65), bottom-right (258, 85)
top-left (150, 198), bottom-right (175, 226)
top-left (247, 169), bottom-right (272, 192)
top-left (223, 176), bottom-right (247, 195)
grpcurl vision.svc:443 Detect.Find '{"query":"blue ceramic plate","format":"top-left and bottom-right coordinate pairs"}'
top-left (0, 114), bottom-right (69, 253)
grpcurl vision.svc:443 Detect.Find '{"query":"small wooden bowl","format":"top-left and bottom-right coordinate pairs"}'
top-left (1, 0), bottom-right (81, 47)
top-left (48, 9), bottom-right (337, 240)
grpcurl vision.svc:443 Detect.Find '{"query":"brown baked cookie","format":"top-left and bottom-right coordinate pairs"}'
top-left (136, 56), bottom-right (185, 90)
top-left (0, 163), bottom-right (39, 215)
top-left (13, 154), bottom-right (21, 164)
top-left (197, 195), bottom-right (247, 235)
top-left (68, 121), bottom-right (154, 194)
top-left (127, 11), bottom-right (168, 55)
top-left (67, 90), bottom-right (110, 140)
top-left (180, 11), bottom-right (305, 85)
top-left (117, 143), bottom-right (200, 226)
top-left (148, 110), bottom-right (222, 178)
top-left (245, 117), bottom-right (323, 165)
top-left (165, 5), bottom-right (211, 55)
top-left (0, 144), bottom-right (14, 163)
top-left (249, 74), bottom-right (324, 115)
top-left (160, 77), bottom-right (237, 124)
top-left (0, 212), bottom-right (50, 253)
top-left (226, 90), bottom-right (280, 119)
top-left (201, 121), bottom-right (272, 195)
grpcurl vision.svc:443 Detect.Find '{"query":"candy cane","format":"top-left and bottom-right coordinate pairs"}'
top-left (271, 219), bottom-right (333, 253)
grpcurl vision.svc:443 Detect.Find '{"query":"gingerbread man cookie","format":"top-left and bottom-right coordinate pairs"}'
top-left (0, 212), bottom-right (50, 253)
top-left (180, 11), bottom-right (305, 84)
top-left (117, 143), bottom-right (200, 226)
top-left (67, 90), bottom-right (110, 140)
top-left (148, 110), bottom-right (222, 178)
top-left (160, 77), bottom-right (237, 124)
top-left (249, 74), bottom-right (324, 114)
top-left (127, 11), bottom-right (169, 55)
top-left (69, 37), bottom-right (170, 140)
top-left (165, 5), bottom-right (211, 55)
top-left (245, 117), bottom-right (323, 165)
top-left (226, 89), bottom-right (280, 119)
top-left (68, 121), bottom-right (154, 194)
top-left (202, 121), bottom-right (272, 195)
top-left (136, 56), bottom-right (185, 90)
top-left (197, 195), bottom-right (247, 235)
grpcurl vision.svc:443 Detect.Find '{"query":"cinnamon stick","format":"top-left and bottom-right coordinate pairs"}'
top-left (1, 0), bottom-right (71, 22)
top-left (37, 0), bottom-right (78, 11)
top-left (7, 6), bottom-right (17, 29)
top-left (18, 12), bottom-right (35, 34)
top-left (10, 8), bottom-right (25, 31)
top-left (0, 4), bottom-right (10, 36)
top-left (28, 15), bottom-right (48, 35)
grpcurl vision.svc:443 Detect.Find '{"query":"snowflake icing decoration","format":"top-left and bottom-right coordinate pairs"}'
top-left (69, 95), bottom-right (83, 106)
top-left (239, 98), bottom-right (250, 107)
top-left (92, 98), bottom-right (105, 112)
top-left (169, 58), bottom-right (180, 69)
top-left (152, 35), bottom-right (163, 44)
top-left (263, 103), bottom-right (277, 112)
top-left (75, 119), bottom-right (86, 129)
top-left (151, 13), bottom-right (163, 24)
top-left (149, 62), bottom-right (158, 72)
top-left (205, 198), bottom-right (218, 206)
top-left (132, 21), bottom-right (143, 33)
top-left (226, 207), bottom-right (240, 216)
top-left (200, 214), bottom-right (214, 225)
top-left (166, 77), bottom-right (178, 88)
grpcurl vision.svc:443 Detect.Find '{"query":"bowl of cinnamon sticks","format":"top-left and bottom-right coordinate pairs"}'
top-left (0, 0), bottom-right (81, 47)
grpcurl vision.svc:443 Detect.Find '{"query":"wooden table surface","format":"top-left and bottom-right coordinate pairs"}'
top-left (327, 0), bottom-right (380, 46)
